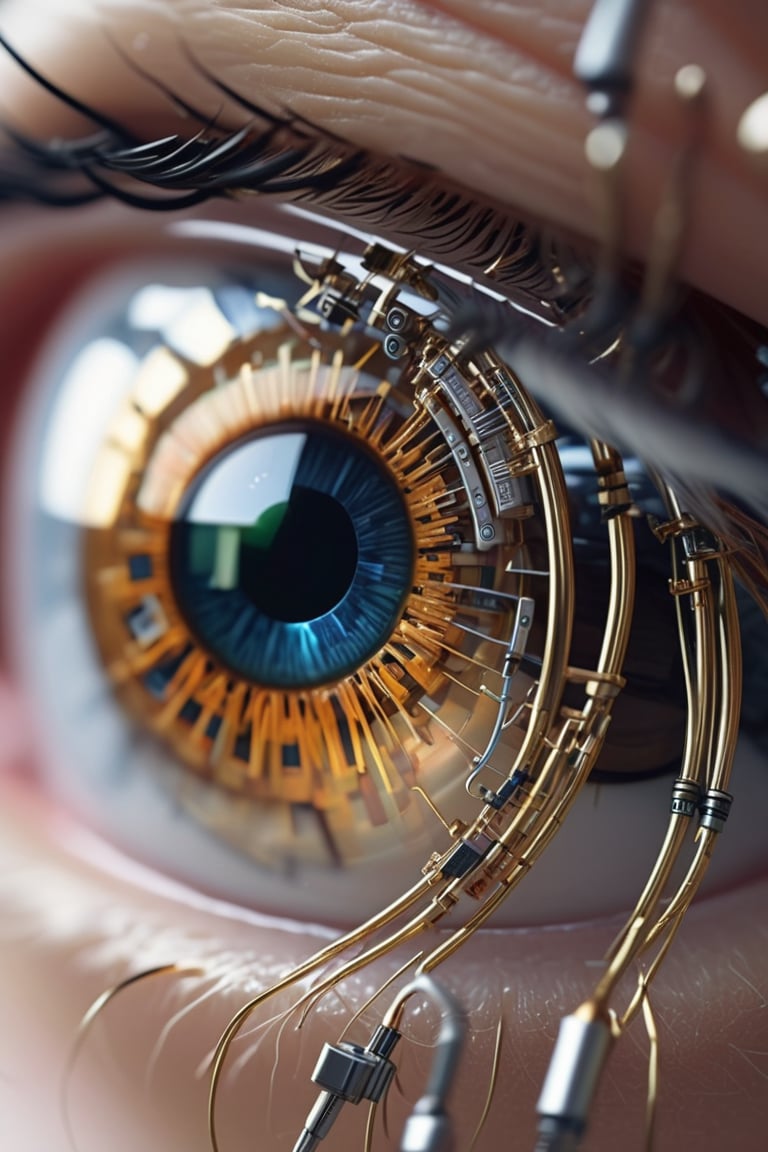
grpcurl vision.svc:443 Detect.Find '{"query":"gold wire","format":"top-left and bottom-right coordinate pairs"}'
top-left (295, 980), bottom-right (331, 1032)
top-left (207, 906), bottom-right (430, 1152)
top-left (586, 508), bottom-right (741, 1152)
top-left (283, 951), bottom-right (422, 1070)
top-left (337, 952), bottom-right (423, 1043)
top-left (640, 980), bottom-right (659, 1152)
top-left (594, 487), bottom-right (737, 1011)
top-left (413, 448), bottom-right (637, 978)
top-left (198, 264), bottom-right (645, 1151)
top-left (638, 547), bottom-right (740, 953)
top-left (620, 912), bottom-right (682, 1032)
top-left (62, 963), bottom-right (204, 1152)
top-left (410, 786), bottom-right (454, 833)
top-left (469, 1016), bottom-right (504, 1152)
top-left (363, 1099), bottom-right (378, 1152)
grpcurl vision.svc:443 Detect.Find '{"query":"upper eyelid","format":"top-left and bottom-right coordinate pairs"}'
top-left (0, 36), bottom-right (592, 323)
top-left (4, 4), bottom-right (768, 329)
top-left (3, 40), bottom-right (767, 527)
top-left (3, 31), bottom-right (766, 510)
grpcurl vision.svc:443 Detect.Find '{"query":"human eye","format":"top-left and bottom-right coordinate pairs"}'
top-left (1, 4), bottom-right (767, 1152)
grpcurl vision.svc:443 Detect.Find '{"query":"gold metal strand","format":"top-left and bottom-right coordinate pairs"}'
top-left (593, 490), bottom-right (727, 1011)
top-left (413, 441), bottom-right (636, 974)
top-left (337, 953), bottom-right (424, 1043)
top-left (640, 981), bottom-right (659, 1152)
top-left (363, 1099), bottom-right (378, 1152)
top-left (207, 878), bottom-right (435, 1152)
top-left (550, 489), bottom-right (742, 1152)
top-left (469, 1016), bottom-right (504, 1152)
top-left (63, 964), bottom-right (204, 1152)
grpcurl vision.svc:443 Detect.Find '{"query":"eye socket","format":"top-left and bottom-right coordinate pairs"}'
top-left (7, 208), bottom-right (768, 931)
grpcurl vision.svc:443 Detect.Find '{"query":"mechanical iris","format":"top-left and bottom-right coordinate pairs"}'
top-left (169, 421), bottom-right (415, 689)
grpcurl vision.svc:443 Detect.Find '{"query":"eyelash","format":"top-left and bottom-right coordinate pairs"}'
top-left (0, 32), bottom-right (589, 324)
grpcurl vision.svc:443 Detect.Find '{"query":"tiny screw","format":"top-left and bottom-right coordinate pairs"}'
top-left (480, 524), bottom-right (495, 540)
top-left (387, 306), bottom-right (409, 332)
top-left (384, 333), bottom-right (408, 359)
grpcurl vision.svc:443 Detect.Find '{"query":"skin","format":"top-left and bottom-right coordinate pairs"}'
top-left (0, 2), bottom-right (767, 1151)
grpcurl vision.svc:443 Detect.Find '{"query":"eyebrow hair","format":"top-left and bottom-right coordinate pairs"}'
top-left (0, 32), bottom-right (592, 322)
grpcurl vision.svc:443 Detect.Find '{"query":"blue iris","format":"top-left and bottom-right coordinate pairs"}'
top-left (169, 421), bottom-right (414, 689)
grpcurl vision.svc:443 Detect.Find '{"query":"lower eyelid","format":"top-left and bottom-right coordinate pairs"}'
top-left (3, 777), bottom-right (768, 1152)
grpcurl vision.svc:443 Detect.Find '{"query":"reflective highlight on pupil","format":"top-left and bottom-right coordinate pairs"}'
top-left (204, 488), bottom-right (357, 624)
top-left (169, 421), bottom-right (414, 688)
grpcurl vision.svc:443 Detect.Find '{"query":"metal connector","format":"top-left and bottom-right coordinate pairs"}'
top-left (292, 1025), bottom-right (401, 1151)
top-left (574, 0), bottom-right (652, 119)
top-left (698, 787), bottom-right (734, 833)
top-left (536, 1011), bottom-right (613, 1146)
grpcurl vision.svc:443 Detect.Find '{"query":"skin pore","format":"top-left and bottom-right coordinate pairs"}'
top-left (0, 2), bottom-right (767, 1151)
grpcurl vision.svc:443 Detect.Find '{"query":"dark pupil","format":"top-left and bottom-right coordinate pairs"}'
top-left (238, 488), bottom-right (358, 622)
top-left (169, 421), bottom-right (413, 689)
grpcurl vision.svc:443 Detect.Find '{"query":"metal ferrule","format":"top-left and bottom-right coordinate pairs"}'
top-left (574, 0), bottom-right (651, 114)
top-left (698, 787), bottom-right (734, 833)
top-left (299, 1091), bottom-right (345, 1143)
top-left (670, 777), bottom-right (701, 817)
top-left (400, 1098), bottom-right (453, 1152)
top-left (368, 1023), bottom-right (402, 1059)
top-left (294, 1026), bottom-right (403, 1149)
top-left (311, 1042), bottom-right (376, 1102)
top-left (536, 1014), bottom-right (613, 1131)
